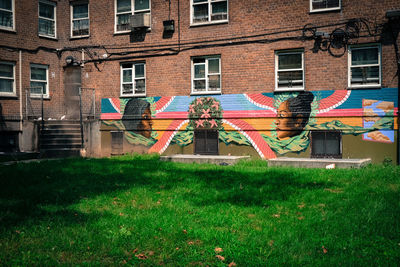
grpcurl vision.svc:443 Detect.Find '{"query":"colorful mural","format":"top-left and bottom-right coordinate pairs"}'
top-left (101, 88), bottom-right (398, 159)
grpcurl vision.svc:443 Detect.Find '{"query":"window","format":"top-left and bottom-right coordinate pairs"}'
top-left (348, 45), bottom-right (381, 88)
top-left (30, 64), bottom-right (49, 98)
top-left (121, 62), bottom-right (146, 96)
top-left (311, 131), bottom-right (342, 158)
top-left (0, 0), bottom-right (14, 31)
top-left (115, 0), bottom-right (150, 33)
top-left (191, 0), bottom-right (228, 25)
top-left (194, 129), bottom-right (219, 155)
top-left (0, 62), bottom-right (15, 96)
top-left (39, 1), bottom-right (56, 38)
top-left (192, 56), bottom-right (221, 94)
top-left (71, 2), bottom-right (89, 38)
top-left (310, 0), bottom-right (341, 12)
top-left (275, 50), bottom-right (304, 91)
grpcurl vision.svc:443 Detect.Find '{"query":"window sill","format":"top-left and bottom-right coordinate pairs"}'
top-left (0, 27), bottom-right (16, 34)
top-left (190, 91), bottom-right (221, 96)
top-left (274, 88), bottom-right (305, 92)
top-left (30, 95), bottom-right (50, 100)
top-left (347, 85), bottom-right (382, 90)
top-left (120, 94), bottom-right (146, 98)
top-left (0, 93), bottom-right (18, 99)
top-left (309, 8), bottom-right (341, 14)
top-left (70, 35), bottom-right (90, 40)
top-left (190, 20), bottom-right (228, 28)
top-left (38, 34), bottom-right (58, 41)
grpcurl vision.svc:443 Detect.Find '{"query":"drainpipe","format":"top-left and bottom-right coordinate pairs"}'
top-left (19, 50), bottom-right (23, 151)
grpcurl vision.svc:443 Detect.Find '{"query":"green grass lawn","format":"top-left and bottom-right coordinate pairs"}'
top-left (0, 154), bottom-right (399, 266)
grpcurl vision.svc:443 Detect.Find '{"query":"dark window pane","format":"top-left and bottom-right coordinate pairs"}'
top-left (0, 63), bottom-right (13, 77)
top-left (194, 64), bottom-right (205, 79)
top-left (117, 0), bottom-right (131, 13)
top-left (39, 3), bottom-right (54, 19)
top-left (194, 80), bottom-right (206, 91)
top-left (193, 4), bottom-right (208, 23)
top-left (30, 82), bottom-right (46, 94)
top-left (351, 66), bottom-right (379, 84)
top-left (135, 64), bottom-right (145, 78)
top-left (72, 19), bottom-right (89, 36)
top-left (211, 2), bottom-right (227, 21)
top-left (117, 14), bottom-right (130, 31)
top-left (208, 75), bottom-right (220, 89)
top-left (0, 79), bottom-right (13, 93)
top-left (325, 132), bottom-right (340, 155)
top-left (135, 79), bottom-right (145, 93)
top-left (312, 132), bottom-right (325, 155)
top-left (122, 84), bottom-right (133, 94)
top-left (0, 10), bottom-right (12, 27)
top-left (352, 47), bottom-right (379, 65)
top-left (278, 53), bottom-right (302, 69)
top-left (0, 0), bottom-right (12, 10)
top-left (73, 4), bottom-right (88, 19)
top-left (135, 0), bottom-right (149, 11)
top-left (39, 18), bottom-right (55, 36)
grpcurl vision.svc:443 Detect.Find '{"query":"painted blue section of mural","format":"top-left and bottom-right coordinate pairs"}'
top-left (162, 94), bottom-right (265, 112)
top-left (101, 98), bottom-right (117, 113)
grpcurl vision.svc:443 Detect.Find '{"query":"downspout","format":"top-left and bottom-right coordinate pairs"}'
top-left (19, 50), bottom-right (23, 151)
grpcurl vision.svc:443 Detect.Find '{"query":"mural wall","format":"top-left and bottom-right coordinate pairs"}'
top-left (101, 88), bottom-right (398, 161)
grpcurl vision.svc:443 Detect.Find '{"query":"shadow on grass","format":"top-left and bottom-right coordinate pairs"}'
top-left (0, 155), bottom-right (334, 230)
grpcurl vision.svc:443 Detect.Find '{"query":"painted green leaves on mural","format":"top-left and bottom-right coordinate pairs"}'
top-left (188, 97), bottom-right (223, 129)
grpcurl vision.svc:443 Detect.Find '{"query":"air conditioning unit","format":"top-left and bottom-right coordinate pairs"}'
top-left (130, 13), bottom-right (151, 30)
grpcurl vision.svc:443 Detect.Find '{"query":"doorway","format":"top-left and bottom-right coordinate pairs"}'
top-left (64, 66), bottom-right (81, 119)
top-left (194, 129), bottom-right (219, 155)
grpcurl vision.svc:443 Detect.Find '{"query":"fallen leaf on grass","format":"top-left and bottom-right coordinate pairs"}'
top-left (183, 229), bottom-right (187, 234)
top-left (188, 241), bottom-right (194, 245)
top-left (132, 248), bottom-right (138, 253)
top-left (269, 240), bottom-right (274, 247)
top-left (214, 247), bottom-right (223, 253)
top-left (148, 251), bottom-right (154, 256)
top-left (322, 246), bottom-right (328, 254)
top-left (228, 262), bottom-right (237, 267)
top-left (216, 255), bottom-right (225, 261)
top-left (297, 203), bottom-right (305, 209)
top-left (119, 212), bottom-right (124, 216)
top-left (135, 253), bottom-right (148, 260)
top-left (272, 214), bottom-right (280, 218)
top-left (298, 216), bottom-right (305, 220)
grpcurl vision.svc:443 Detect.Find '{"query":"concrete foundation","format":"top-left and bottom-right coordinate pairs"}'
top-left (160, 154), bottom-right (250, 165)
top-left (268, 157), bottom-right (372, 169)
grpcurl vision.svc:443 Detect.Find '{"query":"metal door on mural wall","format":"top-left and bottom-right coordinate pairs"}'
top-left (64, 66), bottom-right (81, 119)
top-left (194, 129), bottom-right (219, 155)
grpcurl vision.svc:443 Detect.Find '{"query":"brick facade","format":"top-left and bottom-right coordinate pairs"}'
top-left (1, 0), bottom-right (399, 161)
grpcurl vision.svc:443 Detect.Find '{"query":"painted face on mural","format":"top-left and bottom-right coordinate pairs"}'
top-left (276, 101), bottom-right (304, 139)
top-left (275, 91), bottom-right (315, 140)
top-left (138, 106), bottom-right (153, 138)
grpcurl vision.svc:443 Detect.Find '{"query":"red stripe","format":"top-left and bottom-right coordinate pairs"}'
top-left (155, 96), bottom-right (172, 112)
top-left (149, 119), bottom-right (185, 153)
top-left (246, 93), bottom-right (275, 108)
top-left (225, 118), bottom-right (276, 159)
top-left (155, 110), bottom-right (276, 119)
top-left (101, 113), bottom-right (122, 120)
top-left (318, 90), bottom-right (349, 111)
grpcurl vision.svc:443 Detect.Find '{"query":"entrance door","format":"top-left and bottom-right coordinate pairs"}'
top-left (194, 130), bottom-right (219, 155)
top-left (64, 66), bottom-right (81, 119)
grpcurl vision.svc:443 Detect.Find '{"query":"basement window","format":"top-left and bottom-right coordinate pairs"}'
top-left (310, 0), bottom-right (341, 13)
top-left (194, 129), bottom-right (219, 155)
top-left (311, 131), bottom-right (342, 158)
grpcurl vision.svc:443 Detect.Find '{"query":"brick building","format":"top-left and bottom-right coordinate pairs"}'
top-left (0, 0), bottom-right (399, 163)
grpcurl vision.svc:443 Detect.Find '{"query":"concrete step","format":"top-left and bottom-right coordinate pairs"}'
top-left (41, 129), bottom-right (81, 134)
top-left (40, 149), bottom-right (81, 158)
top-left (40, 143), bottom-right (82, 149)
top-left (42, 124), bottom-right (81, 130)
top-left (40, 138), bottom-right (82, 144)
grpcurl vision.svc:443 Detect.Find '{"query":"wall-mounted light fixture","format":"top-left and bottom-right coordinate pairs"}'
top-left (65, 56), bottom-right (75, 65)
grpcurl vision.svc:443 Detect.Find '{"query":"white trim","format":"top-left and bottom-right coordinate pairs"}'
top-left (190, 0), bottom-right (228, 26)
top-left (70, 2), bottom-right (90, 38)
top-left (347, 44), bottom-right (381, 89)
top-left (30, 64), bottom-right (49, 98)
top-left (191, 56), bottom-right (221, 94)
top-left (0, 0), bottom-right (15, 31)
top-left (0, 61), bottom-right (16, 97)
top-left (114, 0), bottom-right (151, 34)
top-left (120, 62), bottom-right (146, 97)
top-left (309, 0), bottom-right (341, 13)
top-left (38, 0), bottom-right (57, 39)
top-left (275, 50), bottom-right (305, 91)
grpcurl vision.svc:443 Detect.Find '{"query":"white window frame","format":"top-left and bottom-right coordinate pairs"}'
top-left (348, 44), bottom-right (381, 89)
top-left (310, 0), bottom-right (341, 13)
top-left (38, 0), bottom-right (57, 39)
top-left (70, 2), bottom-right (89, 38)
top-left (275, 50), bottom-right (305, 91)
top-left (191, 56), bottom-right (221, 95)
top-left (120, 62), bottom-right (146, 97)
top-left (114, 0), bottom-right (151, 34)
top-left (30, 64), bottom-right (49, 99)
top-left (0, 0), bottom-right (15, 31)
top-left (0, 61), bottom-right (16, 96)
top-left (190, 0), bottom-right (228, 26)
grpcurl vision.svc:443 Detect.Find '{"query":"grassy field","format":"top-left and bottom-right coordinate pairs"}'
top-left (0, 154), bottom-right (399, 266)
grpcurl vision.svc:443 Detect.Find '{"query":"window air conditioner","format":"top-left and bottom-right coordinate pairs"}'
top-left (130, 13), bottom-right (151, 30)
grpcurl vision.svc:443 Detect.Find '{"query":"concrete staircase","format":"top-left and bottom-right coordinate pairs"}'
top-left (39, 120), bottom-right (82, 158)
